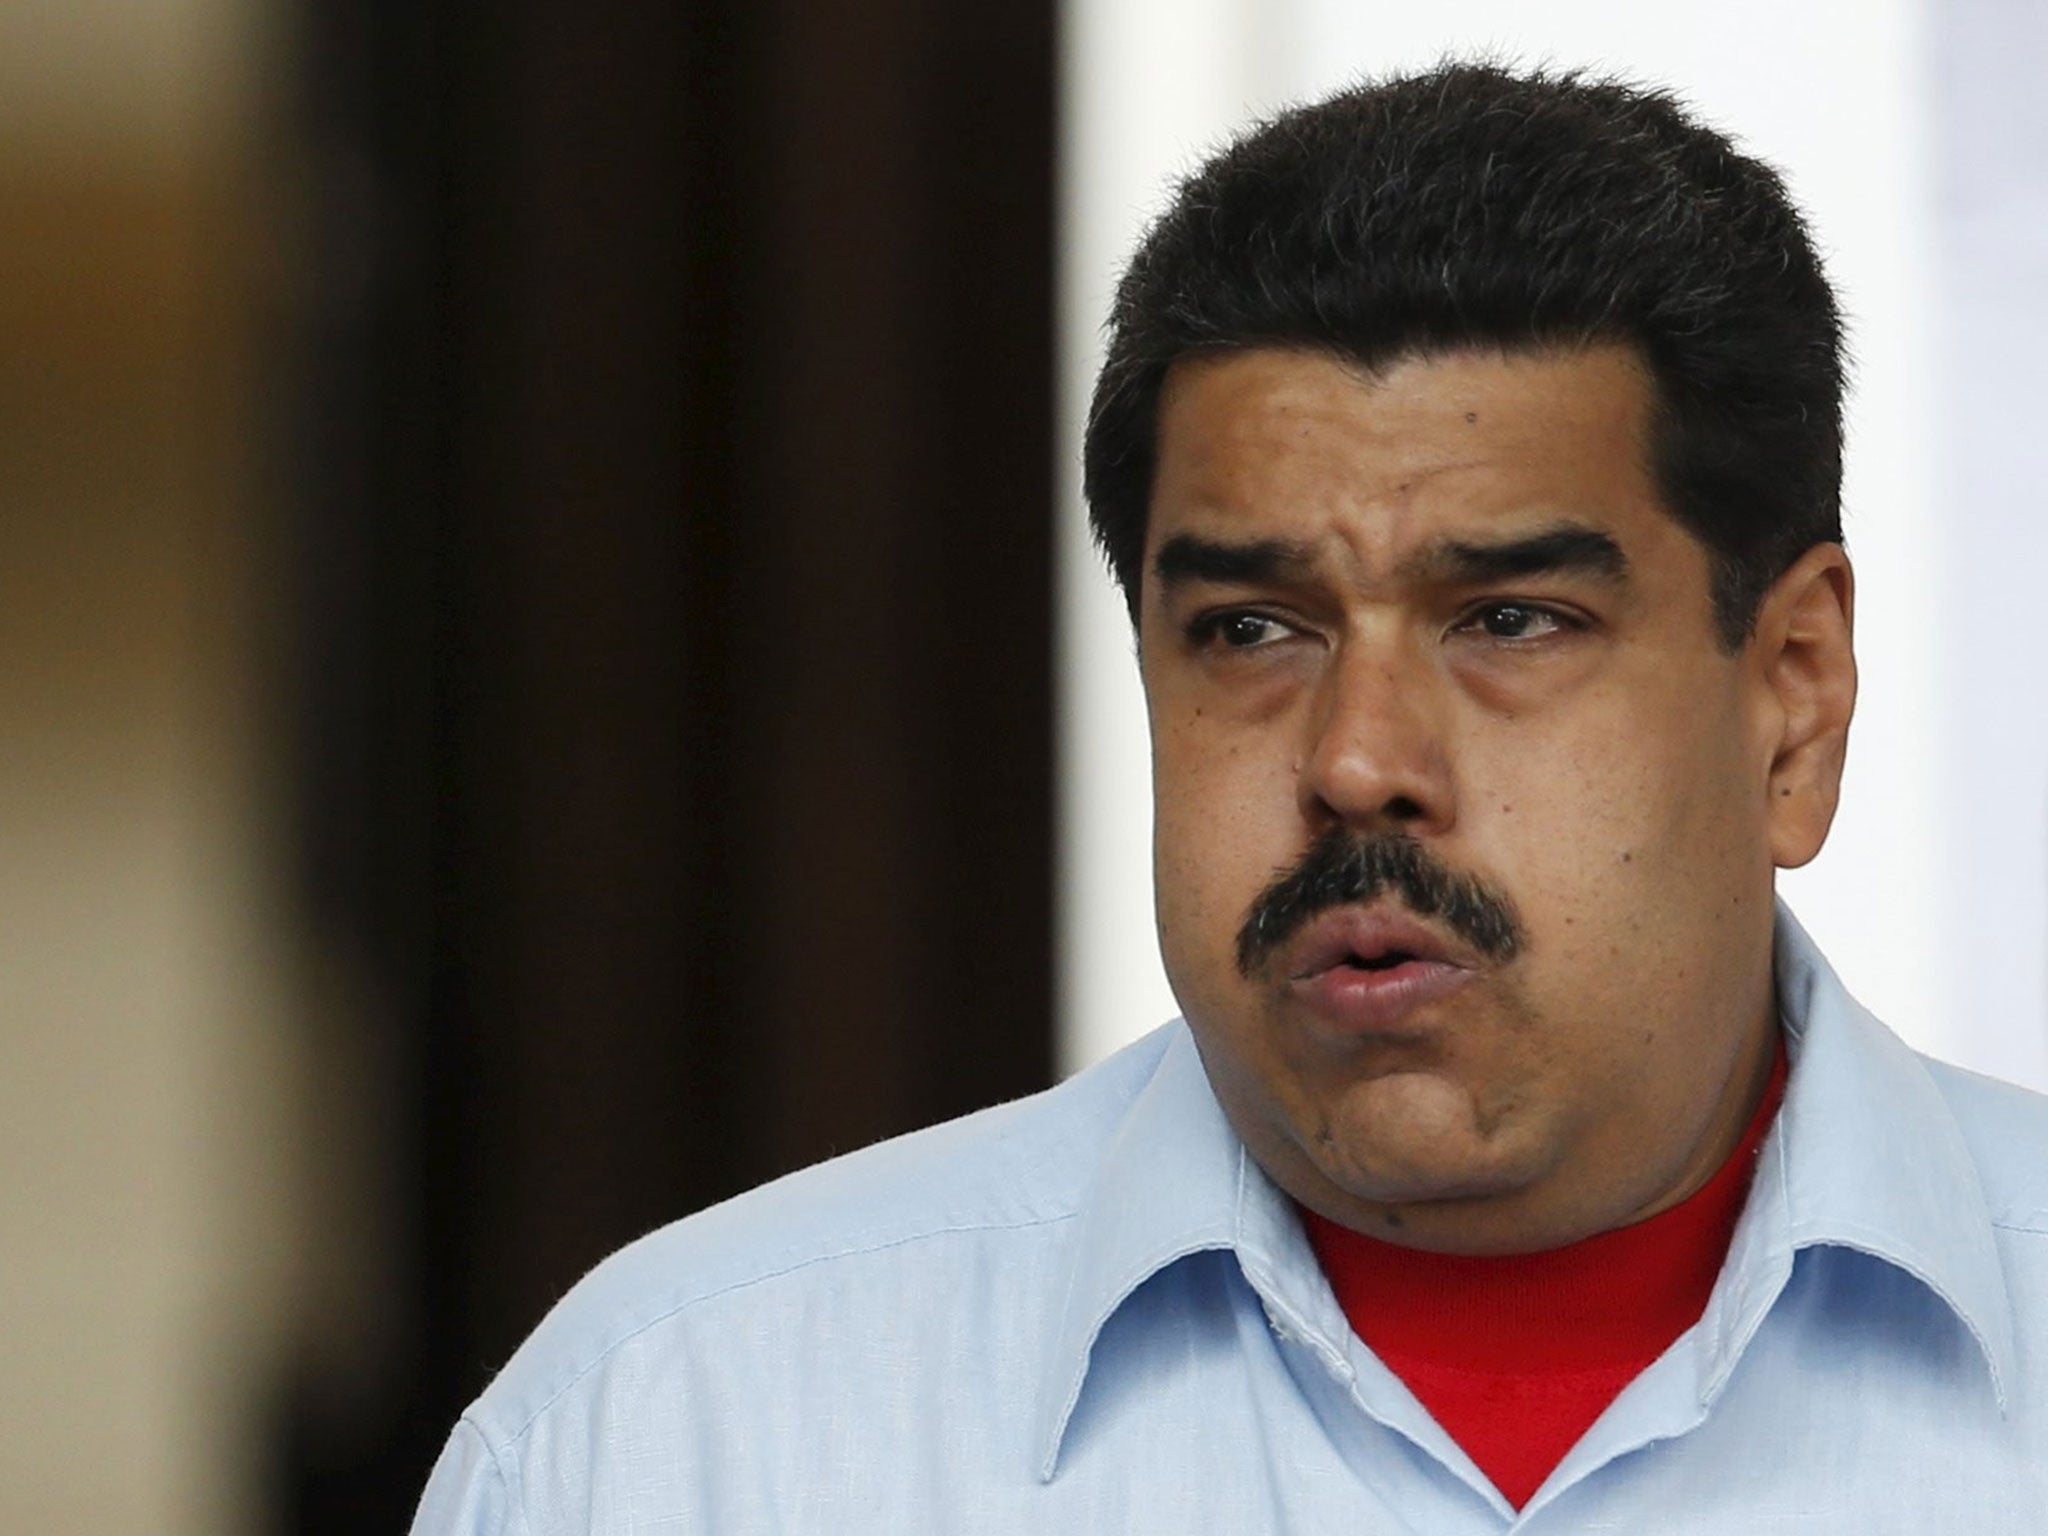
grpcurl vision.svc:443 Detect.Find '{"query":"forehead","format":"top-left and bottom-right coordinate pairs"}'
top-left (1145, 345), bottom-right (1675, 583)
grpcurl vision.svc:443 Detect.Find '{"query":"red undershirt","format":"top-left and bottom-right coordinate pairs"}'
top-left (1302, 1040), bottom-right (1788, 1510)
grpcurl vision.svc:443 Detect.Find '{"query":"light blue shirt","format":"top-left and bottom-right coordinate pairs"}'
top-left (413, 907), bottom-right (2048, 1532)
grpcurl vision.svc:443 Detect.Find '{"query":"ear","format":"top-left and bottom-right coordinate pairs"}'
top-left (1751, 543), bottom-right (1857, 869)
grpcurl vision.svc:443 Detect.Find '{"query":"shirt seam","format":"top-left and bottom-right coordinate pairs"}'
top-left (462, 1411), bottom-right (532, 1536)
top-left (495, 1209), bottom-right (1081, 1449)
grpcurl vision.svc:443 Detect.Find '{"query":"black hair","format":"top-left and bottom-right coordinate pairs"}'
top-left (1082, 61), bottom-right (1845, 650)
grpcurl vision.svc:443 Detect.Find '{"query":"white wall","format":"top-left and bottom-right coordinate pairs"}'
top-left (1058, 0), bottom-right (2046, 1089)
top-left (1924, 1), bottom-right (2048, 1092)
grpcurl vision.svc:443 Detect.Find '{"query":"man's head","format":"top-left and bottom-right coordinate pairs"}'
top-left (1085, 61), bottom-right (1844, 651)
top-left (1093, 64), bottom-right (1858, 1255)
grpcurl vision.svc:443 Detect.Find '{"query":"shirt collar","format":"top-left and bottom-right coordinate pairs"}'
top-left (1034, 1025), bottom-right (1248, 1478)
top-left (1036, 900), bottom-right (2017, 1477)
top-left (1723, 901), bottom-right (2016, 1407)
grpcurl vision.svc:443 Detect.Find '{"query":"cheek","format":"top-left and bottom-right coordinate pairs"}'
top-left (1476, 680), bottom-right (1763, 977)
top-left (1149, 713), bottom-right (1298, 987)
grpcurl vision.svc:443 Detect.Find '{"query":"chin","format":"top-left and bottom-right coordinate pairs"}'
top-left (1317, 1152), bottom-right (1529, 1212)
top-left (1305, 1097), bottom-right (1549, 1214)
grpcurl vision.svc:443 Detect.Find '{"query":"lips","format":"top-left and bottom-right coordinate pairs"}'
top-left (1283, 906), bottom-right (1478, 1032)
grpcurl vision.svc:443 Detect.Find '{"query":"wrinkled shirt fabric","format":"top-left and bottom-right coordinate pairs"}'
top-left (413, 907), bottom-right (2048, 1532)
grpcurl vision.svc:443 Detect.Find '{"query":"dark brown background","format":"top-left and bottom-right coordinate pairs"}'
top-left (281, 2), bottom-right (1057, 1526)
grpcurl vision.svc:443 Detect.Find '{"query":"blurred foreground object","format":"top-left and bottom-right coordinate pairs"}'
top-left (0, 3), bottom-right (306, 1534)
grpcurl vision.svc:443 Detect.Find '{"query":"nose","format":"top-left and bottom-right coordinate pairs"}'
top-left (1296, 637), bottom-right (1456, 836)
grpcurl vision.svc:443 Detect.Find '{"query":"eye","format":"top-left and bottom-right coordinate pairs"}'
top-left (1454, 602), bottom-right (1578, 642)
top-left (1187, 610), bottom-right (1297, 650)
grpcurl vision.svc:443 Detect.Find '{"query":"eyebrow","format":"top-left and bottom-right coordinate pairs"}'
top-left (1149, 522), bottom-right (1628, 592)
top-left (1407, 523), bottom-right (1630, 585)
top-left (1152, 534), bottom-right (1318, 589)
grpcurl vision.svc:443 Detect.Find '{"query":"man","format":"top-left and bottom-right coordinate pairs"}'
top-left (414, 63), bottom-right (2048, 1531)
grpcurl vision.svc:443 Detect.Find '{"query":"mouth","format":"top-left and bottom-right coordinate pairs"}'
top-left (1338, 948), bottom-right (1421, 973)
top-left (1287, 910), bottom-right (1463, 980)
top-left (1284, 909), bottom-right (1477, 1031)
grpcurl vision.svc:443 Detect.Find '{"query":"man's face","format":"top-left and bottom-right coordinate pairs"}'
top-left (1141, 345), bottom-right (1848, 1255)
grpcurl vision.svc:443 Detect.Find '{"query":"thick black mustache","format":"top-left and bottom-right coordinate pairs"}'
top-left (1235, 829), bottom-right (1525, 977)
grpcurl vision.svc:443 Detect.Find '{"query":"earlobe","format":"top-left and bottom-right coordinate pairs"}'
top-left (1756, 544), bottom-right (1857, 869)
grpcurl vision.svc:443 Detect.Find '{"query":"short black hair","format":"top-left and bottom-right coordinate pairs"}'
top-left (1082, 61), bottom-right (1845, 650)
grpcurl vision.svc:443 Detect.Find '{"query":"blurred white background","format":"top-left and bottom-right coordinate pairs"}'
top-left (1057, 0), bottom-right (2048, 1096)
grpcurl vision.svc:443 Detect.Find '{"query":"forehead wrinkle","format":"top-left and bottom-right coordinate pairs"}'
top-left (1290, 459), bottom-right (1567, 597)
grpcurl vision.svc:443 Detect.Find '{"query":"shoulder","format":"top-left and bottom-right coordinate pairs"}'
top-left (1922, 1056), bottom-right (2048, 1234)
top-left (459, 1022), bottom-right (1182, 1448)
